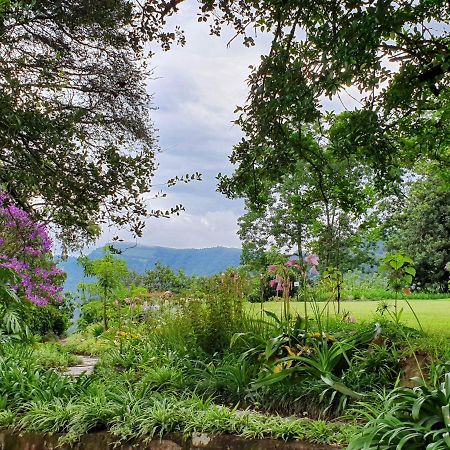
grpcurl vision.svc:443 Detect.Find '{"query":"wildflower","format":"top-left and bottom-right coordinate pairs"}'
top-left (304, 254), bottom-right (319, 266)
top-left (269, 279), bottom-right (278, 288)
top-left (268, 265), bottom-right (277, 273)
top-left (309, 266), bottom-right (319, 276)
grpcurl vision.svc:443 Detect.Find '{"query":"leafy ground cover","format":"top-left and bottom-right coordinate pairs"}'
top-left (2, 245), bottom-right (449, 449)
top-left (1, 292), bottom-right (450, 450)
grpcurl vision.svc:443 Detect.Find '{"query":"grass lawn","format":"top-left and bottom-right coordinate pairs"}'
top-left (248, 299), bottom-right (450, 336)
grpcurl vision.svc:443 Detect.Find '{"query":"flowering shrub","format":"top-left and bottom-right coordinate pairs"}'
top-left (267, 255), bottom-right (320, 322)
top-left (0, 192), bottom-right (64, 306)
top-left (268, 255), bottom-right (320, 294)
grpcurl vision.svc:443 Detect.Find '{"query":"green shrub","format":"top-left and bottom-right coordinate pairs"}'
top-left (32, 343), bottom-right (81, 370)
top-left (78, 301), bottom-right (104, 330)
top-left (63, 332), bottom-right (113, 356)
top-left (349, 369), bottom-right (450, 449)
top-left (183, 273), bottom-right (246, 354)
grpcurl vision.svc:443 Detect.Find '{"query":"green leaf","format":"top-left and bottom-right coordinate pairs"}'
top-left (404, 267), bottom-right (416, 276)
top-left (404, 275), bottom-right (413, 285)
top-left (320, 375), bottom-right (365, 399)
top-left (263, 310), bottom-right (282, 325)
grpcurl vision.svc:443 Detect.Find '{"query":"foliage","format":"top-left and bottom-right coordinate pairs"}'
top-left (0, 194), bottom-right (67, 340)
top-left (238, 144), bottom-right (379, 272)
top-left (63, 332), bottom-right (113, 357)
top-left (267, 256), bottom-right (319, 322)
top-left (321, 266), bottom-right (344, 313)
top-left (184, 271), bottom-right (248, 354)
top-left (0, 267), bottom-right (30, 342)
top-left (378, 253), bottom-right (422, 329)
top-left (249, 320), bottom-right (372, 402)
top-left (342, 343), bottom-right (402, 394)
top-left (379, 253), bottom-right (416, 294)
top-left (0, 0), bottom-right (201, 246)
top-left (349, 370), bottom-right (450, 450)
top-left (0, 341), bottom-right (356, 446)
top-left (192, 0), bottom-right (450, 203)
top-left (384, 175), bottom-right (450, 292)
top-left (140, 262), bottom-right (194, 294)
top-left (78, 248), bottom-right (129, 330)
top-left (241, 246), bottom-right (288, 275)
top-left (26, 295), bottom-right (74, 338)
top-left (31, 344), bottom-right (81, 370)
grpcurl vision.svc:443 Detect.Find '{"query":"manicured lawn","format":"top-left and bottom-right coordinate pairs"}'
top-left (248, 299), bottom-right (450, 336)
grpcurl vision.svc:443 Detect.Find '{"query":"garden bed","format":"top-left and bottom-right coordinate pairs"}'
top-left (0, 430), bottom-right (342, 450)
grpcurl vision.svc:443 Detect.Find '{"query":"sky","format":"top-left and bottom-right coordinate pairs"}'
top-left (97, 2), bottom-right (362, 251)
top-left (99, 3), bottom-right (271, 249)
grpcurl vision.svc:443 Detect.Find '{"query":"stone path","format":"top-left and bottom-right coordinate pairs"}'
top-left (64, 355), bottom-right (99, 377)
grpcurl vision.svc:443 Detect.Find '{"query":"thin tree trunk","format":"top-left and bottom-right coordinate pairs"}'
top-left (103, 286), bottom-right (108, 330)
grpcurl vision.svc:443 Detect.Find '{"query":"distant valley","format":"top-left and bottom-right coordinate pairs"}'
top-left (58, 243), bottom-right (242, 292)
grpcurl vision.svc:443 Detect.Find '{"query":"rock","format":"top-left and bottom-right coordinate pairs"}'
top-left (147, 440), bottom-right (182, 450)
top-left (191, 432), bottom-right (211, 447)
top-left (64, 356), bottom-right (99, 377)
top-left (400, 351), bottom-right (430, 388)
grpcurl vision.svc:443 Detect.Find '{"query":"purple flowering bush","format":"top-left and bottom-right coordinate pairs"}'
top-left (0, 191), bottom-right (65, 307)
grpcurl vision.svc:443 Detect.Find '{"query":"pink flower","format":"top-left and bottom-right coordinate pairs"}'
top-left (309, 266), bottom-right (319, 276)
top-left (269, 279), bottom-right (278, 288)
top-left (268, 265), bottom-right (277, 273)
top-left (285, 259), bottom-right (297, 267)
top-left (304, 254), bottom-right (319, 266)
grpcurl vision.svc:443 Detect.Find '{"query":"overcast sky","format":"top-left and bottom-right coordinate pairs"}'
top-left (99, 3), bottom-right (271, 249)
top-left (97, 2), bottom-right (361, 250)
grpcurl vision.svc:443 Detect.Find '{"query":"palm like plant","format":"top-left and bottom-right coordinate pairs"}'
top-left (349, 372), bottom-right (450, 450)
top-left (0, 267), bottom-right (31, 342)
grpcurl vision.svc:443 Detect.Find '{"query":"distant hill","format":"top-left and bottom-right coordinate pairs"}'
top-left (58, 243), bottom-right (242, 292)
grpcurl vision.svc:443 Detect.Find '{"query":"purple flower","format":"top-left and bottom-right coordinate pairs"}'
top-left (0, 191), bottom-right (64, 306)
top-left (24, 246), bottom-right (41, 257)
top-left (309, 266), bottom-right (319, 276)
top-left (269, 279), bottom-right (278, 288)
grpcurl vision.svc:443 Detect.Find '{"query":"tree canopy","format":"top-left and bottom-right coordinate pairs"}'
top-left (238, 129), bottom-right (379, 271)
top-left (383, 175), bottom-right (450, 292)
top-left (0, 0), bottom-right (199, 248)
top-left (153, 0), bottom-right (450, 203)
top-left (222, 0), bottom-right (448, 202)
top-left (2, 0), bottom-right (448, 248)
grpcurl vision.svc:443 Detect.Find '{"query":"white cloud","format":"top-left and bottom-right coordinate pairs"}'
top-left (99, 209), bottom-right (242, 249)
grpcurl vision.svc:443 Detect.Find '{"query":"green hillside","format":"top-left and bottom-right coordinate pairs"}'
top-left (59, 243), bottom-right (242, 292)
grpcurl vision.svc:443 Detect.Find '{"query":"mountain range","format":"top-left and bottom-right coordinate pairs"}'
top-left (58, 243), bottom-right (242, 292)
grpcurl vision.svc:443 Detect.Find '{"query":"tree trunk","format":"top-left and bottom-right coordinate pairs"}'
top-left (103, 287), bottom-right (108, 330)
